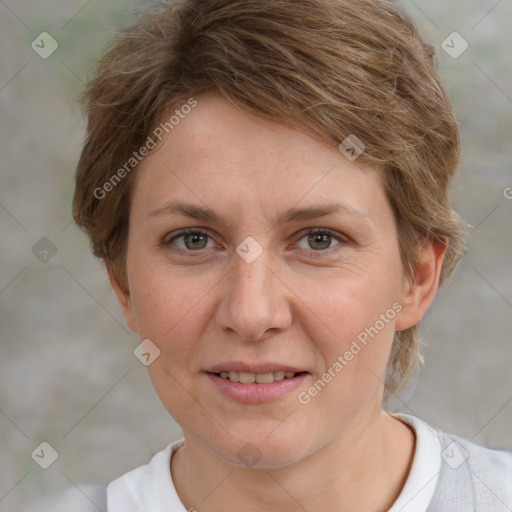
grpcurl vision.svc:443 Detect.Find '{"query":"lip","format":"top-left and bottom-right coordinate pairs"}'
top-left (205, 371), bottom-right (310, 404)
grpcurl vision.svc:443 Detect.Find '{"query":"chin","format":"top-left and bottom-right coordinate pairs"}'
top-left (205, 425), bottom-right (315, 470)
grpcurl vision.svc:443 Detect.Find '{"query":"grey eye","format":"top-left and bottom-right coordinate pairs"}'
top-left (296, 230), bottom-right (343, 251)
top-left (168, 230), bottom-right (213, 251)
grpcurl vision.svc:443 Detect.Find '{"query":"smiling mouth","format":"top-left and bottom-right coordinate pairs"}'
top-left (210, 371), bottom-right (308, 384)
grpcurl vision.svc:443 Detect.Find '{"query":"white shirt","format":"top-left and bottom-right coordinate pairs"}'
top-left (30, 413), bottom-right (512, 511)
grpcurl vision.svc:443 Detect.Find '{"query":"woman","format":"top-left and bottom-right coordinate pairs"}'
top-left (55, 0), bottom-right (512, 510)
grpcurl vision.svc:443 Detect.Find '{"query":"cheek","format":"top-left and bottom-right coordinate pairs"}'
top-left (127, 264), bottom-right (212, 419)
top-left (128, 254), bottom-right (207, 338)
top-left (296, 265), bottom-right (399, 344)
top-left (289, 261), bottom-right (401, 396)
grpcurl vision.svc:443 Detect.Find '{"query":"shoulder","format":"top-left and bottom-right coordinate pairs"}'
top-left (439, 430), bottom-right (512, 483)
top-left (433, 428), bottom-right (512, 509)
top-left (393, 414), bottom-right (512, 510)
top-left (107, 441), bottom-right (183, 509)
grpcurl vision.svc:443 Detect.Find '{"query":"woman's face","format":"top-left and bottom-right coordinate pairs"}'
top-left (113, 92), bottom-right (431, 468)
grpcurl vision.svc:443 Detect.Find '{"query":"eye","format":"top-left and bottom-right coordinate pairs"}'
top-left (164, 229), bottom-right (216, 251)
top-left (162, 227), bottom-right (349, 256)
top-left (295, 229), bottom-right (348, 252)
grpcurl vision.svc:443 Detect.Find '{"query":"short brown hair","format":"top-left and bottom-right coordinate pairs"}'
top-left (73, 0), bottom-right (467, 399)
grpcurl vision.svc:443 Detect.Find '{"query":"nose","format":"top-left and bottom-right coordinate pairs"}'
top-left (215, 243), bottom-right (293, 341)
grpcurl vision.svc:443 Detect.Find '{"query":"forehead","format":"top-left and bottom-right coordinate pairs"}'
top-left (152, 93), bottom-right (339, 172)
top-left (132, 92), bottom-right (389, 224)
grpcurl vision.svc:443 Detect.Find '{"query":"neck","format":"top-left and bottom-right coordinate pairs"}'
top-left (171, 410), bottom-right (415, 512)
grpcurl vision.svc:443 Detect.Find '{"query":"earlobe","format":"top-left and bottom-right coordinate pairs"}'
top-left (395, 239), bottom-right (447, 331)
top-left (106, 263), bottom-right (139, 334)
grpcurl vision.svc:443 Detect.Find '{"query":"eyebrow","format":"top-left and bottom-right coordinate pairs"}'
top-left (147, 200), bottom-right (373, 227)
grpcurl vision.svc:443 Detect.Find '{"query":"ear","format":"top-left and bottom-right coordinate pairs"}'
top-left (106, 263), bottom-right (138, 334)
top-left (395, 238), bottom-right (447, 331)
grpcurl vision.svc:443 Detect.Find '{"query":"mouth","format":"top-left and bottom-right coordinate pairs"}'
top-left (204, 363), bottom-right (310, 404)
top-left (210, 370), bottom-right (308, 384)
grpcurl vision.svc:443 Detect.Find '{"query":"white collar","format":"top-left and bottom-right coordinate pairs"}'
top-left (388, 413), bottom-right (441, 511)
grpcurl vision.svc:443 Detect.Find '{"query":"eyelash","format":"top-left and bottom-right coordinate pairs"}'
top-left (162, 228), bottom-right (349, 258)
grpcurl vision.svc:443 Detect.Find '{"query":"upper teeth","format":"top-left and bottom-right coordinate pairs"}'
top-left (219, 371), bottom-right (296, 383)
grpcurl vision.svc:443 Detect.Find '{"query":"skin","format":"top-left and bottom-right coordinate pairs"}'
top-left (110, 92), bottom-right (446, 512)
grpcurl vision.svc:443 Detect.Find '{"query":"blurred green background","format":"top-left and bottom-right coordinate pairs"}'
top-left (0, 1), bottom-right (511, 510)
